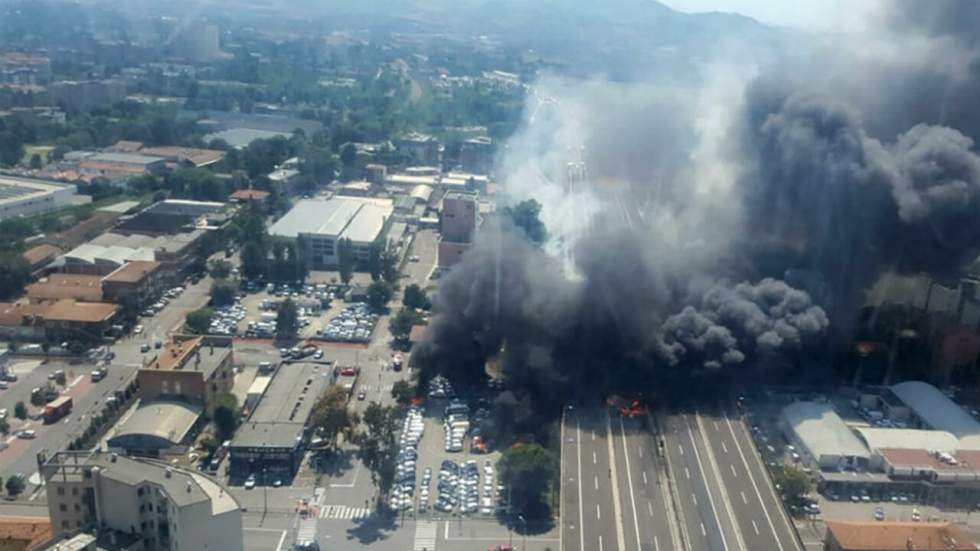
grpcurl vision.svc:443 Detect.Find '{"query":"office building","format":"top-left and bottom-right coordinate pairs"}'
top-left (138, 337), bottom-right (233, 409)
top-left (48, 81), bottom-right (125, 113)
top-left (460, 136), bottom-right (493, 174)
top-left (38, 450), bottom-right (242, 551)
top-left (395, 133), bottom-right (440, 166)
top-left (268, 197), bottom-right (393, 270)
top-left (438, 190), bottom-right (478, 268)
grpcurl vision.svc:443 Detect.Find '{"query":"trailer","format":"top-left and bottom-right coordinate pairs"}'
top-left (43, 396), bottom-right (72, 424)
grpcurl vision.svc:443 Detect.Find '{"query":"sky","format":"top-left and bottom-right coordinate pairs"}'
top-left (659, 0), bottom-right (885, 33)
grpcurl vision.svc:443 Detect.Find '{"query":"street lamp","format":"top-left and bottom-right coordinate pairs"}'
top-left (518, 514), bottom-right (527, 550)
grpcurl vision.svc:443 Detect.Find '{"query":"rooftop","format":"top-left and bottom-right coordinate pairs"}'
top-left (145, 337), bottom-right (228, 379)
top-left (0, 516), bottom-right (52, 550)
top-left (890, 381), bottom-right (980, 441)
top-left (22, 243), bottom-right (61, 267)
top-left (138, 146), bottom-right (224, 167)
top-left (108, 400), bottom-right (202, 448)
top-left (854, 427), bottom-right (960, 454)
top-left (268, 197), bottom-right (393, 243)
top-left (102, 260), bottom-right (160, 284)
top-left (86, 152), bottom-right (165, 166)
top-left (232, 362), bottom-right (328, 449)
top-left (26, 274), bottom-right (103, 303)
top-left (42, 299), bottom-right (118, 324)
top-left (0, 175), bottom-right (71, 204)
top-left (825, 520), bottom-right (975, 550)
top-left (203, 128), bottom-right (289, 148)
top-left (782, 401), bottom-right (870, 461)
top-left (229, 189), bottom-right (270, 201)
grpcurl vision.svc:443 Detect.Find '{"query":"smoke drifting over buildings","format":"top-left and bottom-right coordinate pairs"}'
top-left (413, 1), bottom-right (980, 432)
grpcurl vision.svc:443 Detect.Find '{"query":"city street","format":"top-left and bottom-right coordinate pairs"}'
top-left (0, 275), bottom-right (212, 487)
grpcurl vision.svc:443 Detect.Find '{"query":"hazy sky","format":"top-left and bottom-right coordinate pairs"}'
top-left (660, 0), bottom-right (884, 33)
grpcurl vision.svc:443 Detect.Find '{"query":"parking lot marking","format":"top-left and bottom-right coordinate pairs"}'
top-left (413, 520), bottom-right (437, 551)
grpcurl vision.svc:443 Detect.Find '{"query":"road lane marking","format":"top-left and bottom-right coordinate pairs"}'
top-left (620, 416), bottom-right (643, 551)
top-left (597, 504), bottom-right (601, 520)
top-left (692, 494), bottom-right (698, 506)
top-left (638, 446), bottom-right (643, 458)
top-left (654, 535), bottom-right (660, 551)
top-left (599, 535), bottom-right (604, 551)
top-left (595, 476), bottom-right (598, 490)
top-left (605, 410), bottom-right (628, 551)
top-left (730, 464), bottom-right (738, 478)
top-left (701, 523), bottom-right (707, 536)
top-left (685, 467), bottom-right (690, 479)
top-left (753, 520), bottom-right (760, 535)
top-left (687, 414), bottom-right (732, 551)
top-left (679, 444), bottom-right (684, 456)
top-left (577, 417), bottom-right (585, 551)
top-left (594, 451), bottom-right (597, 464)
top-left (648, 501), bottom-right (654, 517)
top-left (741, 491), bottom-right (748, 505)
top-left (275, 530), bottom-right (286, 551)
top-left (722, 442), bottom-right (728, 454)
top-left (642, 471), bottom-right (648, 484)
top-left (714, 421), bottom-right (720, 431)
top-left (724, 416), bottom-right (787, 551)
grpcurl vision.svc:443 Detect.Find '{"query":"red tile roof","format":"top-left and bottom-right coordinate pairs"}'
top-left (0, 516), bottom-right (52, 550)
top-left (103, 260), bottom-right (160, 284)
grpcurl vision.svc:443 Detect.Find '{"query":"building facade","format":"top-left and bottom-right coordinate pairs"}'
top-left (39, 451), bottom-right (243, 551)
top-left (138, 337), bottom-right (233, 409)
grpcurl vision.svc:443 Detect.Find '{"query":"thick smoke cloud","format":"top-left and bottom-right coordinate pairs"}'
top-left (416, 2), bottom-right (980, 435)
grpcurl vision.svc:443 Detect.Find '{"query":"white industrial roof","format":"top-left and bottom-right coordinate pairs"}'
top-left (890, 381), bottom-right (980, 441)
top-left (410, 184), bottom-right (433, 201)
top-left (782, 401), bottom-right (870, 460)
top-left (268, 198), bottom-right (392, 244)
top-left (855, 427), bottom-right (960, 454)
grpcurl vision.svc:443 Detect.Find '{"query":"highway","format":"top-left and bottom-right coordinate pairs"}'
top-left (562, 407), bottom-right (678, 551)
top-left (564, 406), bottom-right (800, 551)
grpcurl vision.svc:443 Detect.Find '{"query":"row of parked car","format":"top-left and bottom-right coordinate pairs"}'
top-left (320, 304), bottom-right (378, 343)
top-left (390, 406), bottom-right (424, 512)
top-left (433, 459), bottom-right (501, 515)
top-left (141, 286), bottom-right (185, 317)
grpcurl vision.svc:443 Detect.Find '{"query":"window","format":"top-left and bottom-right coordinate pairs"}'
top-left (62, 520), bottom-right (69, 529)
top-left (59, 503), bottom-right (67, 512)
top-left (72, 487), bottom-right (78, 496)
top-left (74, 504), bottom-right (80, 512)
top-left (57, 486), bottom-right (65, 496)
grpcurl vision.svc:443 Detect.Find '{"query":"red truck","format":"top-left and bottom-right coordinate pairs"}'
top-left (43, 396), bottom-right (72, 424)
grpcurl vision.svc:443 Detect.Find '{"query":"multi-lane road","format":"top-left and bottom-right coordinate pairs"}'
top-left (563, 406), bottom-right (800, 551)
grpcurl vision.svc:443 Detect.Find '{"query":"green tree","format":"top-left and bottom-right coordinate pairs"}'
top-left (503, 199), bottom-right (547, 244)
top-left (355, 402), bottom-right (400, 504)
top-left (276, 298), bottom-right (299, 340)
top-left (337, 238), bottom-right (355, 286)
top-left (773, 466), bottom-right (813, 506)
top-left (402, 284), bottom-right (431, 311)
top-left (380, 248), bottom-right (399, 283)
top-left (499, 443), bottom-right (558, 518)
top-left (390, 380), bottom-right (414, 406)
top-left (340, 143), bottom-right (357, 168)
top-left (13, 402), bottom-right (26, 420)
top-left (389, 307), bottom-right (423, 342)
top-left (5, 474), bottom-right (24, 497)
top-left (29, 153), bottom-right (42, 170)
top-left (185, 308), bottom-right (214, 334)
top-left (210, 279), bottom-right (237, 307)
top-left (367, 280), bottom-right (394, 312)
top-left (210, 393), bottom-right (239, 442)
top-left (241, 241), bottom-right (267, 280)
top-left (299, 146), bottom-right (338, 186)
top-left (310, 386), bottom-right (360, 452)
top-left (0, 132), bottom-right (24, 167)
top-left (209, 260), bottom-right (232, 280)
top-left (0, 252), bottom-right (30, 300)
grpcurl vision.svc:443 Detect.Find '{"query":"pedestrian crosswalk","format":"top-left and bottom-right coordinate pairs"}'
top-left (413, 520), bottom-right (437, 551)
top-left (318, 505), bottom-right (370, 520)
top-left (358, 384), bottom-right (393, 392)
top-left (296, 518), bottom-right (317, 543)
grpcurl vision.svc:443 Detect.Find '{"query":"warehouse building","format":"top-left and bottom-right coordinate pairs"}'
top-left (780, 401), bottom-right (871, 471)
top-left (888, 381), bottom-right (980, 448)
top-left (228, 362), bottom-right (329, 481)
top-left (824, 520), bottom-right (976, 551)
top-left (268, 197), bottom-right (393, 270)
top-left (0, 175), bottom-right (77, 221)
top-left (107, 400), bottom-right (203, 458)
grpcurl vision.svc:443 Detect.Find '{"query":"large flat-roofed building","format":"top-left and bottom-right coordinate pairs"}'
top-left (26, 274), bottom-right (104, 303)
top-left (114, 200), bottom-right (224, 236)
top-left (77, 152), bottom-right (166, 180)
top-left (460, 136), bottom-right (493, 174)
top-left (888, 381), bottom-right (980, 448)
top-left (229, 362), bottom-right (329, 480)
top-left (101, 260), bottom-right (164, 310)
top-left (395, 133), bottom-right (440, 166)
top-left (0, 299), bottom-right (119, 342)
top-left (780, 401), bottom-right (870, 471)
top-left (38, 450), bottom-right (243, 551)
top-left (0, 516), bottom-right (52, 550)
top-left (63, 230), bottom-right (208, 280)
top-left (138, 337), bottom-right (233, 409)
top-left (268, 197), bottom-right (393, 270)
top-left (824, 520), bottom-right (976, 551)
top-left (0, 176), bottom-right (76, 221)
